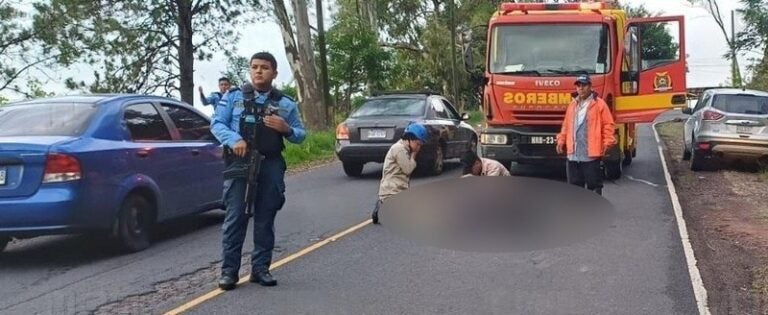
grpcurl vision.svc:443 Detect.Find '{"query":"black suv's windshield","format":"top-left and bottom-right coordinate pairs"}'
top-left (0, 102), bottom-right (99, 137)
top-left (351, 98), bottom-right (426, 117)
top-left (489, 23), bottom-right (610, 76)
top-left (712, 94), bottom-right (768, 115)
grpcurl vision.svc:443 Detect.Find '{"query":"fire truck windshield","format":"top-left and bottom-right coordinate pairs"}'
top-left (489, 23), bottom-right (610, 76)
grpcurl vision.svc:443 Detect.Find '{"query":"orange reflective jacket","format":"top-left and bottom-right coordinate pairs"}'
top-left (556, 95), bottom-right (616, 158)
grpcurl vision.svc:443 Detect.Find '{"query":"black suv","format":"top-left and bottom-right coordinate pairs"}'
top-left (335, 91), bottom-right (478, 177)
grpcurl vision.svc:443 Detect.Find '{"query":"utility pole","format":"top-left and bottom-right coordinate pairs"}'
top-left (316, 0), bottom-right (332, 124)
top-left (449, 0), bottom-right (459, 110)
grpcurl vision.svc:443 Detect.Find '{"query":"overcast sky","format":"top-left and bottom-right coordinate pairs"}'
top-left (1, 0), bottom-right (750, 117)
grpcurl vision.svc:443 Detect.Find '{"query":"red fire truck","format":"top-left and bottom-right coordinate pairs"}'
top-left (470, 1), bottom-right (688, 179)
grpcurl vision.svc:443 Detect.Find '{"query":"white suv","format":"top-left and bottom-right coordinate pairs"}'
top-left (682, 88), bottom-right (768, 171)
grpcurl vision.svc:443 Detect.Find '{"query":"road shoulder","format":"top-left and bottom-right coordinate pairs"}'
top-left (656, 119), bottom-right (768, 314)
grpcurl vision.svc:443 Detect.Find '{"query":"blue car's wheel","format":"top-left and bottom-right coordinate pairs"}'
top-left (116, 194), bottom-right (154, 252)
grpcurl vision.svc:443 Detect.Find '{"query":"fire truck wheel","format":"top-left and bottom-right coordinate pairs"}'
top-left (604, 159), bottom-right (622, 180)
top-left (622, 150), bottom-right (633, 166)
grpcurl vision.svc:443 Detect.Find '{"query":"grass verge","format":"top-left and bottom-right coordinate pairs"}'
top-left (466, 109), bottom-right (484, 126)
top-left (283, 130), bottom-right (336, 169)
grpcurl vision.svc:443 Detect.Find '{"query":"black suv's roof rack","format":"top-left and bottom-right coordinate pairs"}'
top-left (371, 89), bottom-right (440, 97)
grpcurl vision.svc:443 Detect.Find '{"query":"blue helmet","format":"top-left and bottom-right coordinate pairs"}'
top-left (404, 122), bottom-right (429, 143)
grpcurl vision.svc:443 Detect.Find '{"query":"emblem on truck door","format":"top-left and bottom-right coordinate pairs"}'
top-left (653, 72), bottom-right (672, 92)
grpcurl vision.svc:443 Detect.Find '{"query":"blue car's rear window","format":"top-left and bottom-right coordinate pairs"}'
top-left (351, 98), bottom-right (425, 117)
top-left (712, 94), bottom-right (768, 115)
top-left (0, 102), bottom-right (99, 136)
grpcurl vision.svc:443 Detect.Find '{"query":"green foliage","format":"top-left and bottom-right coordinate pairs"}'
top-left (220, 55), bottom-right (250, 87)
top-left (325, 0), bottom-right (497, 116)
top-left (0, 1), bottom-right (54, 97)
top-left (34, 0), bottom-right (259, 98)
top-left (279, 83), bottom-right (298, 100)
top-left (325, 0), bottom-right (391, 114)
top-left (622, 4), bottom-right (680, 61)
top-left (738, 0), bottom-right (768, 91)
top-left (283, 130), bottom-right (336, 169)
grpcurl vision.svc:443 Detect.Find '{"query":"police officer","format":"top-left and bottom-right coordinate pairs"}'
top-left (211, 52), bottom-right (306, 290)
top-left (199, 77), bottom-right (233, 109)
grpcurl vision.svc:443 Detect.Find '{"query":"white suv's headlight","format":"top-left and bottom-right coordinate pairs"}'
top-left (481, 134), bottom-right (507, 145)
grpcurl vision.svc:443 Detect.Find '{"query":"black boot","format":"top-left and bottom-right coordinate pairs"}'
top-left (250, 271), bottom-right (277, 286)
top-left (218, 275), bottom-right (238, 291)
top-left (372, 200), bottom-right (381, 224)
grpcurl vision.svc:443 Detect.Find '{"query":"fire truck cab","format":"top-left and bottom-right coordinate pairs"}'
top-left (468, 1), bottom-right (688, 179)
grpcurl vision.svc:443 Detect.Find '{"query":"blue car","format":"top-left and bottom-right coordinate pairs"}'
top-left (0, 94), bottom-right (224, 252)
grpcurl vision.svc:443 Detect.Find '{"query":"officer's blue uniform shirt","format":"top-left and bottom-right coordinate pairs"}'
top-left (203, 92), bottom-right (222, 106)
top-left (211, 88), bottom-right (306, 148)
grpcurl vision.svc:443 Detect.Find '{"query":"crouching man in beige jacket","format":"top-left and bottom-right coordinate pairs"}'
top-left (372, 123), bottom-right (429, 224)
top-left (460, 150), bottom-right (511, 177)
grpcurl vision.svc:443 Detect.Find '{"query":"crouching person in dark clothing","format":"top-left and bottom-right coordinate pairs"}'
top-left (211, 52), bottom-right (306, 290)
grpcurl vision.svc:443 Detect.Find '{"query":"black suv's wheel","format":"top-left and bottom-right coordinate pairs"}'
top-left (342, 161), bottom-right (364, 177)
top-left (0, 237), bottom-right (10, 253)
top-left (116, 194), bottom-right (154, 252)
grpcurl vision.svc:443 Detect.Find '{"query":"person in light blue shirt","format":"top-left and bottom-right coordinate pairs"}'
top-left (211, 52), bottom-right (306, 291)
top-left (198, 77), bottom-right (232, 110)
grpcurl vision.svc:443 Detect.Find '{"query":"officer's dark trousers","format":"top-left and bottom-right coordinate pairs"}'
top-left (566, 160), bottom-right (603, 195)
top-left (221, 156), bottom-right (286, 278)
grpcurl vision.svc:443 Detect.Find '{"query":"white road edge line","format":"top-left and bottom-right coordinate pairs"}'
top-left (625, 175), bottom-right (660, 187)
top-left (653, 121), bottom-right (711, 315)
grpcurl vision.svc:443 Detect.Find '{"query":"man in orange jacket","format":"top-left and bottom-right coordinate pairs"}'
top-left (556, 74), bottom-right (616, 195)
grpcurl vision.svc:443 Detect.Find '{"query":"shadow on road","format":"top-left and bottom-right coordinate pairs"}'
top-left (349, 161), bottom-right (464, 180)
top-left (0, 211), bottom-right (224, 267)
top-left (509, 162), bottom-right (568, 182)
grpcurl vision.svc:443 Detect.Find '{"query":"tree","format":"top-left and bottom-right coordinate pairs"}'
top-left (326, 0), bottom-right (391, 115)
top-left (0, 1), bottom-right (57, 98)
top-left (622, 4), bottom-right (680, 62)
top-left (34, 0), bottom-right (259, 105)
top-left (737, 0), bottom-right (768, 90)
top-left (688, 0), bottom-right (743, 86)
top-left (220, 54), bottom-right (250, 87)
top-left (272, 0), bottom-right (327, 130)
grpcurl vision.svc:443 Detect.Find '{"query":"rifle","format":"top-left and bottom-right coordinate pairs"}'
top-left (224, 83), bottom-right (278, 217)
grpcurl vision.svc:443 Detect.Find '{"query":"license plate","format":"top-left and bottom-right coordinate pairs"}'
top-left (530, 136), bottom-right (556, 145)
top-left (737, 125), bottom-right (753, 134)
top-left (0, 168), bottom-right (5, 186)
top-left (367, 129), bottom-right (387, 139)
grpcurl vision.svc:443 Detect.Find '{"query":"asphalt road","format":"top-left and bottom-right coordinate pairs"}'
top-left (1, 111), bottom-right (698, 314)
top-left (188, 112), bottom-right (696, 314)
top-left (0, 152), bottom-right (463, 314)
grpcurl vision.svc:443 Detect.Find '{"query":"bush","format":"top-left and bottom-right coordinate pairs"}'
top-left (283, 130), bottom-right (336, 169)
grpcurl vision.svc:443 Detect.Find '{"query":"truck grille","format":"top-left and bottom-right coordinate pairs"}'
top-left (519, 145), bottom-right (558, 157)
top-left (511, 111), bottom-right (566, 122)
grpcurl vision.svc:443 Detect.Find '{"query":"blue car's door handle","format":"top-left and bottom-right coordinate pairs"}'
top-left (136, 150), bottom-right (149, 158)
top-left (191, 149), bottom-right (200, 156)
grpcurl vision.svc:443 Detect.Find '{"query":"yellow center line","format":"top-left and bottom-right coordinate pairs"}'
top-left (163, 219), bottom-right (373, 315)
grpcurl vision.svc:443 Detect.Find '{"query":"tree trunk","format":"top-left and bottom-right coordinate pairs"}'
top-left (273, 0), bottom-right (327, 131)
top-left (176, 0), bottom-right (194, 105)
